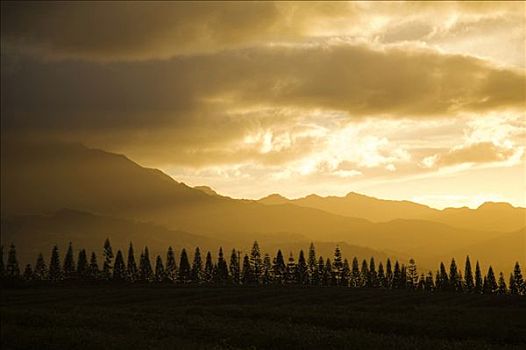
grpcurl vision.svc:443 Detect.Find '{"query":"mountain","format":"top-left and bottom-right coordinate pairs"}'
top-left (257, 192), bottom-right (526, 232)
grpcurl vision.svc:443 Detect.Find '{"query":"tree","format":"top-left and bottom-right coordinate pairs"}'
top-left (307, 243), bottom-right (317, 285)
top-left (424, 271), bottom-right (434, 291)
top-left (139, 247), bottom-right (153, 282)
top-left (215, 247), bottom-right (228, 284)
top-left (332, 246), bottom-right (343, 285)
top-left (154, 255), bottom-right (165, 282)
top-left (77, 249), bottom-right (88, 279)
top-left (317, 257), bottom-right (325, 286)
top-left (178, 248), bottom-right (191, 283)
top-left (204, 251), bottom-right (214, 283)
top-left (286, 252), bottom-right (296, 284)
top-left (190, 247), bottom-right (203, 283)
top-left (23, 264), bottom-right (33, 280)
top-left (417, 273), bottom-right (425, 290)
top-left (392, 261), bottom-right (402, 289)
top-left (262, 253), bottom-right (272, 284)
top-left (377, 262), bottom-right (386, 288)
top-left (509, 273), bottom-right (516, 295)
top-left (229, 249), bottom-right (240, 284)
top-left (89, 252), bottom-right (99, 279)
top-left (449, 258), bottom-right (461, 292)
top-left (113, 250), bottom-right (126, 281)
top-left (464, 256), bottom-right (474, 292)
top-left (341, 259), bottom-right (350, 287)
top-left (6, 244), bottom-right (20, 279)
top-left (401, 264), bottom-right (408, 289)
top-left (250, 241), bottom-right (262, 283)
top-left (511, 262), bottom-right (525, 295)
top-left (49, 245), bottom-right (62, 281)
top-left (165, 246), bottom-right (177, 282)
top-left (127, 243), bottom-right (139, 282)
top-left (497, 272), bottom-right (507, 294)
top-left (483, 266), bottom-right (497, 294)
top-left (385, 258), bottom-right (393, 288)
top-left (322, 258), bottom-right (332, 286)
top-left (296, 250), bottom-right (308, 284)
top-left (474, 261), bottom-right (483, 293)
top-left (34, 253), bottom-right (48, 280)
top-left (102, 238), bottom-right (114, 279)
top-left (273, 250), bottom-right (286, 284)
top-left (437, 262), bottom-right (449, 291)
top-left (407, 258), bottom-right (418, 289)
top-left (63, 242), bottom-right (76, 279)
top-left (241, 254), bottom-right (254, 284)
top-left (350, 257), bottom-right (361, 288)
top-left (369, 257), bottom-right (378, 288)
top-left (360, 259), bottom-right (369, 288)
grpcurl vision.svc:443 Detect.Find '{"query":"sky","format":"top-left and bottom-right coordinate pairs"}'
top-left (1, 1), bottom-right (525, 209)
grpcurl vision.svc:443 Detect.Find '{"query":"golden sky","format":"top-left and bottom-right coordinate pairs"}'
top-left (1, 1), bottom-right (525, 208)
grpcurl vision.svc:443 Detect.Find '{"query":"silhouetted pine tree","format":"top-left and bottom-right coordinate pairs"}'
top-left (484, 266), bottom-right (497, 294)
top-left (511, 262), bottom-right (525, 295)
top-left (286, 252), bottom-right (296, 284)
top-left (350, 257), bottom-right (361, 288)
top-left (377, 262), bottom-right (386, 288)
top-left (63, 242), bottom-right (76, 279)
top-left (509, 273), bottom-right (516, 295)
top-left (154, 255), bottom-right (165, 282)
top-left (127, 243), bottom-right (138, 282)
top-left (474, 261), bottom-right (483, 294)
top-left (449, 258), bottom-right (461, 292)
top-left (89, 252), bottom-right (99, 279)
top-left (215, 247), bottom-right (228, 284)
top-left (425, 271), bottom-right (434, 291)
top-left (250, 241), bottom-right (262, 283)
top-left (437, 262), bottom-right (449, 291)
top-left (322, 258), bottom-right (332, 286)
top-left (497, 272), bottom-right (507, 294)
top-left (204, 251), bottom-right (214, 283)
top-left (400, 264), bottom-right (408, 289)
top-left (190, 247), bottom-right (203, 283)
top-left (102, 238), bottom-right (114, 280)
top-left (139, 247), bottom-right (153, 282)
top-left (417, 273), bottom-right (425, 290)
top-left (113, 250), bottom-right (126, 281)
top-left (165, 246), bottom-right (177, 282)
top-left (273, 250), bottom-right (286, 284)
top-left (0, 245), bottom-right (4, 279)
top-left (296, 250), bottom-right (308, 285)
top-left (6, 244), bottom-right (20, 279)
top-left (229, 249), bottom-right (240, 284)
top-left (241, 254), bottom-right (254, 284)
top-left (369, 257), bottom-right (378, 288)
top-left (464, 256), bottom-right (474, 292)
top-left (360, 259), bottom-right (369, 288)
top-left (77, 249), bottom-right (88, 279)
top-left (178, 248), bottom-right (191, 283)
top-left (385, 258), bottom-right (393, 288)
top-left (262, 253), bottom-right (272, 284)
top-left (307, 243), bottom-right (317, 285)
top-left (49, 245), bottom-right (62, 281)
top-left (316, 257), bottom-right (325, 286)
top-left (392, 261), bottom-right (402, 289)
top-left (407, 259), bottom-right (418, 289)
top-left (23, 264), bottom-right (33, 280)
top-left (332, 246), bottom-right (343, 286)
top-left (34, 253), bottom-right (48, 280)
top-left (341, 259), bottom-right (350, 287)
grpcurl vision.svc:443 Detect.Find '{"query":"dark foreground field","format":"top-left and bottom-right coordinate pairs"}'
top-left (1, 285), bottom-right (525, 350)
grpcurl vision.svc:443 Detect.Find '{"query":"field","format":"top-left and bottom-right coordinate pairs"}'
top-left (1, 285), bottom-right (525, 350)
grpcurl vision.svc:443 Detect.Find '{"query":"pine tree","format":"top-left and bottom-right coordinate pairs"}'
top-left (178, 248), bottom-right (191, 283)
top-left (497, 272), bottom-right (507, 294)
top-left (89, 252), bottom-right (99, 279)
top-left (262, 253), bottom-right (272, 284)
top-left (509, 273), bottom-right (516, 295)
top-left (400, 264), bottom-right (408, 289)
top-left (204, 251), bottom-right (214, 283)
top-left (474, 261), bottom-right (483, 293)
top-left (190, 247), bottom-right (203, 283)
top-left (63, 242), bottom-right (76, 279)
top-left (215, 247), bottom-right (229, 284)
top-left (417, 273), bottom-right (425, 290)
top-left (286, 252), bottom-right (296, 284)
top-left (322, 258), bottom-right (332, 286)
top-left (6, 244), bottom-right (20, 279)
top-left (229, 249), bottom-right (240, 284)
top-left (165, 246), bottom-right (177, 282)
top-left (483, 266), bottom-right (498, 294)
top-left (512, 262), bottom-right (525, 295)
top-left (113, 250), bottom-right (126, 281)
top-left (296, 250), bottom-right (308, 284)
top-left (449, 258), bottom-right (461, 292)
top-left (369, 257), bottom-right (378, 288)
top-left (241, 254), bottom-right (254, 284)
top-left (154, 255), bottom-right (165, 282)
top-left (360, 259), bottom-right (369, 287)
top-left (49, 245), bottom-right (62, 281)
top-left (307, 243), bottom-right (317, 285)
top-left (332, 246), bottom-right (343, 286)
top-left (424, 271), bottom-right (434, 291)
top-left (437, 262), bottom-right (449, 291)
top-left (102, 238), bottom-right (114, 279)
top-left (341, 259), bottom-right (350, 287)
top-left (273, 250), bottom-right (286, 284)
top-left (407, 258), bottom-right (418, 289)
top-left (317, 257), bottom-right (325, 286)
top-left (139, 247), bottom-right (153, 282)
top-left (350, 257), bottom-right (361, 288)
top-left (34, 253), bottom-right (48, 280)
top-left (385, 258), bottom-right (393, 289)
top-left (127, 243), bottom-right (139, 282)
top-left (392, 261), bottom-right (402, 289)
top-left (250, 241), bottom-right (262, 283)
top-left (377, 262), bottom-right (386, 288)
top-left (464, 256), bottom-right (474, 292)
top-left (77, 249), bottom-right (89, 279)
top-left (0, 245), bottom-right (4, 279)
top-left (23, 264), bottom-right (33, 280)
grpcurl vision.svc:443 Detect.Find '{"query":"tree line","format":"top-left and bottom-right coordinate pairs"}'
top-left (1, 240), bottom-right (525, 295)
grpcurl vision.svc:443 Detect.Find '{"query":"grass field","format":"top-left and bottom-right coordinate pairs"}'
top-left (1, 285), bottom-right (525, 349)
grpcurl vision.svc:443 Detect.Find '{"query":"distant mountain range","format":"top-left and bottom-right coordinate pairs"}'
top-left (2, 140), bottom-right (524, 273)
